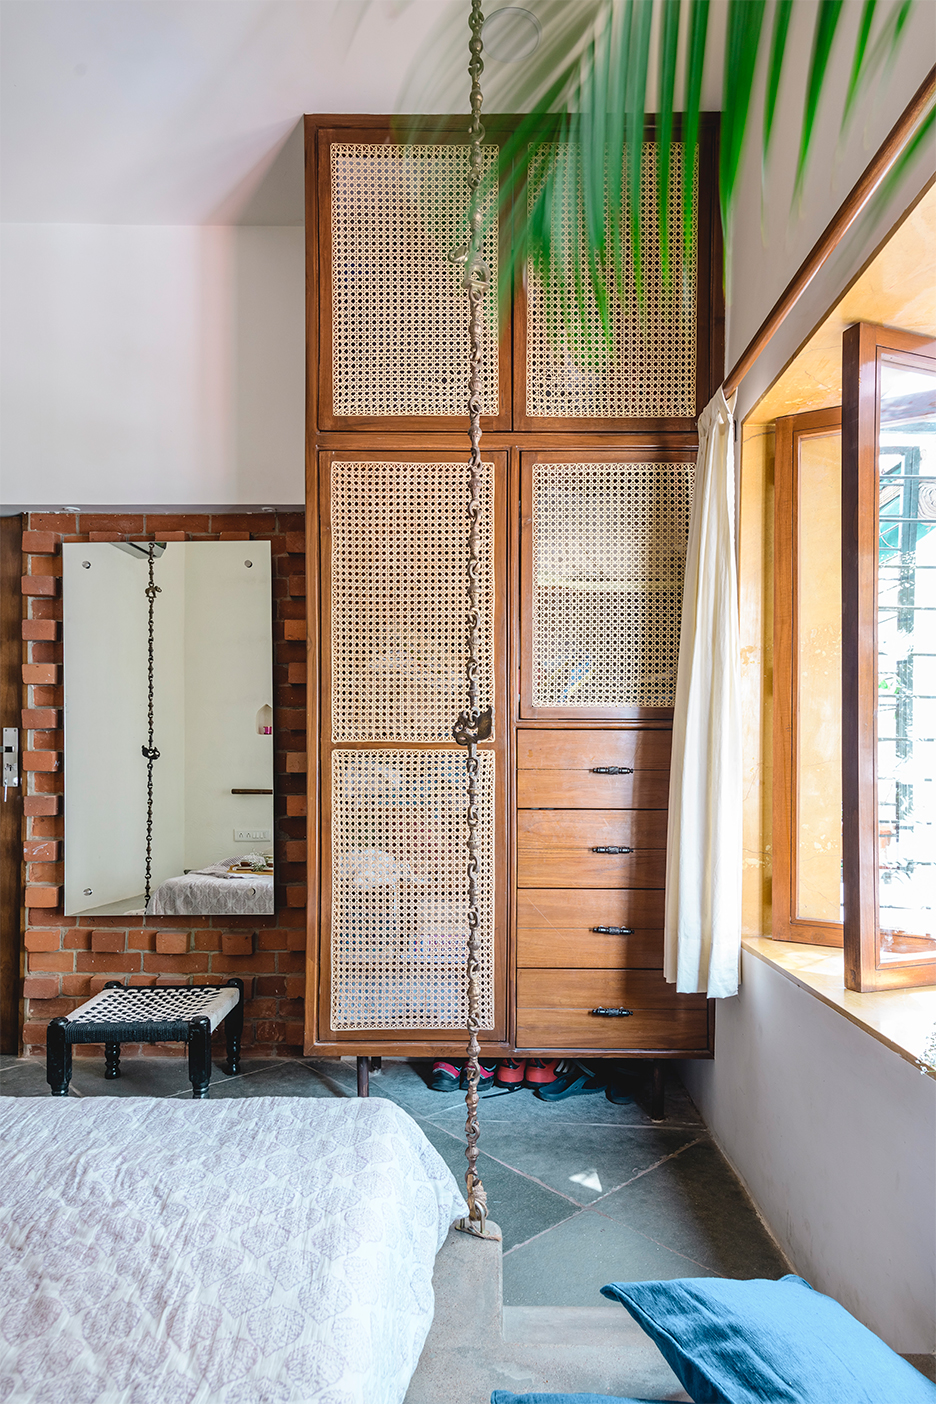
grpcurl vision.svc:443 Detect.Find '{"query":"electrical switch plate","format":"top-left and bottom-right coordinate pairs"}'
top-left (2, 728), bottom-right (18, 791)
top-left (234, 828), bottom-right (271, 842)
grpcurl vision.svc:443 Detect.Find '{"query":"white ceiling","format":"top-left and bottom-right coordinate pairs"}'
top-left (0, 0), bottom-right (732, 226)
top-left (0, 1), bottom-right (469, 224)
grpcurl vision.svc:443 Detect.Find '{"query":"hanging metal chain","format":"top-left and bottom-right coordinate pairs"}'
top-left (451, 0), bottom-right (496, 1243)
top-left (142, 544), bottom-right (161, 903)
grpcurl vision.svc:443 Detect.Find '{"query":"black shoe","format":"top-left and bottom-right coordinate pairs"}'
top-left (429, 1060), bottom-right (463, 1091)
top-left (461, 1060), bottom-right (498, 1091)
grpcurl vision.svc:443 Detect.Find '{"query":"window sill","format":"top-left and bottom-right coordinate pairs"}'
top-left (741, 937), bottom-right (936, 1082)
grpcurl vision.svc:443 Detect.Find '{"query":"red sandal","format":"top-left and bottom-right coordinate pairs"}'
top-left (523, 1058), bottom-right (562, 1089)
top-left (494, 1059), bottom-right (527, 1090)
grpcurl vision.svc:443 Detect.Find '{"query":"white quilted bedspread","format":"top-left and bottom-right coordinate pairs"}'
top-left (0, 1095), bottom-right (468, 1404)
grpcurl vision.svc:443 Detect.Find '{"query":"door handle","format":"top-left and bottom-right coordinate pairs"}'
top-left (592, 926), bottom-right (634, 935)
top-left (590, 1007), bottom-right (633, 1017)
top-left (591, 846), bottom-right (633, 854)
top-left (591, 766), bottom-right (633, 775)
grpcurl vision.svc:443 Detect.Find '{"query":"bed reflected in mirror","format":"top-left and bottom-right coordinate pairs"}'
top-left (63, 540), bottom-right (274, 917)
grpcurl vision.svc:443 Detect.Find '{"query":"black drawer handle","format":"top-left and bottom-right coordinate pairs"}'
top-left (593, 926), bottom-right (634, 935)
top-left (591, 766), bottom-right (633, 775)
top-left (591, 1007), bottom-right (634, 1017)
top-left (592, 845), bottom-right (633, 854)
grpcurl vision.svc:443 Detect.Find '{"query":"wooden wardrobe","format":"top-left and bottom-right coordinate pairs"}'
top-left (303, 114), bottom-right (721, 1074)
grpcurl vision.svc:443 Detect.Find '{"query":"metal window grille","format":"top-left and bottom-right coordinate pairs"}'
top-left (329, 458), bottom-right (494, 743)
top-left (330, 749), bottom-right (496, 1031)
top-left (331, 142), bottom-right (500, 418)
top-left (526, 141), bottom-right (697, 419)
top-left (531, 460), bottom-right (694, 708)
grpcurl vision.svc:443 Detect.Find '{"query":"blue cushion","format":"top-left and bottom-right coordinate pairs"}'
top-left (599, 1275), bottom-right (936, 1404)
top-left (491, 1396), bottom-right (658, 1404)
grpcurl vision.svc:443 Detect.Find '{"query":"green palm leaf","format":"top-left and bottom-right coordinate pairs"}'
top-left (720, 0), bottom-right (767, 237)
top-left (763, 0), bottom-right (794, 167)
top-left (794, 0), bottom-right (845, 203)
top-left (841, 0), bottom-right (914, 138)
top-left (657, 0), bottom-right (681, 287)
top-left (682, 0), bottom-right (709, 262)
top-left (390, 0), bottom-right (918, 370)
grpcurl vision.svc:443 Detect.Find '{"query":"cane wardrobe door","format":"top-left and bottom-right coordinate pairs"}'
top-left (315, 125), bottom-right (511, 433)
top-left (318, 452), bottom-right (508, 1043)
top-left (519, 450), bottom-right (695, 721)
top-left (515, 118), bottom-right (722, 434)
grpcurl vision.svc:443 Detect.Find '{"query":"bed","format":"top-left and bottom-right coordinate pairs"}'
top-left (145, 856), bottom-right (275, 916)
top-left (0, 1094), bottom-right (468, 1404)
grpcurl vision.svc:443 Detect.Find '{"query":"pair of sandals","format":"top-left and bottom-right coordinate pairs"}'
top-left (429, 1058), bottom-right (637, 1103)
top-left (536, 1060), bottom-right (637, 1104)
top-left (429, 1058), bottom-right (561, 1093)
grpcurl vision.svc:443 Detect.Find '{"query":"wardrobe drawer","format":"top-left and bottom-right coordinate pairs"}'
top-left (517, 888), bottom-right (663, 968)
top-left (518, 768), bottom-right (668, 809)
top-left (517, 730), bottom-right (672, 771)
top-left (517, 810), bottom-right (667, 888)
top-left (516, 969), bottom-right (708, 1051)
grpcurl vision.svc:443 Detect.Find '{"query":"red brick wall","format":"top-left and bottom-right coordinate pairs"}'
top-left (18, 511), bottom-right (307, 1059)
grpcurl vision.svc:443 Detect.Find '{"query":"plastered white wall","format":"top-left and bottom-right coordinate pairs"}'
top-left (681, 950), bottom-right (936, 1355)
top-left (0, 223), bottom-right (305, 508)
top-left (726, 1), bottom-right (936, 420)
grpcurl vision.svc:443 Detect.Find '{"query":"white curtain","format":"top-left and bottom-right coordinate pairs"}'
top-left (664, 386), bottom-right (742, 999)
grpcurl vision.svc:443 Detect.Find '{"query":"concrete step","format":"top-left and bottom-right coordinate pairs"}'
top-left (405, 1225), bottom-right (692, 1404)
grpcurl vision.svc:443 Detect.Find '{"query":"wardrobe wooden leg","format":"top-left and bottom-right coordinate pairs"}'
top-left (649, 1061), bottom-right (665, 1121)
top-left (357, 1056), bottom-right (370, 1097)
top-left (369, 1057), bottom-right (382, 1073)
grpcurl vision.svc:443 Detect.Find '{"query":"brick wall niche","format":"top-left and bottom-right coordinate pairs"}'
top-left (19, 512), bottom-right (308, 1059)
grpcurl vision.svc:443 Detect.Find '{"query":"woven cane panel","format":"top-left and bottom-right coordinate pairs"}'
top-left (330, 459), bottom-right (494, 743)
top-left (330, 749), bottom-right (495, 1031)
top-left (526, 142), bottom-right (697, 418)
top-left (531, 460), bottom-right (694, 708)
top-left (331, 143), bottom-right (499, 418)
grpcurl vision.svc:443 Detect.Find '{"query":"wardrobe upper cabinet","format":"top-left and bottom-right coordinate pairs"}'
top-left (312, 122), bottom-right (513, 433)
top-left (307, 116), bottom-right (723, 435)
top-left (513, 117), bottom-right (722, 433)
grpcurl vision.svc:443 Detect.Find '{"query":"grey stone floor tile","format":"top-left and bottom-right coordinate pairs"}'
top-left (426, 1113), bottom-right (707, 1206)
top-left (502, 1207), bottom-right (716, 1307)
top-left (415, 1115), bottom-right (581, 1252)
top-left (424, 1082), bottom-right (702, 1131)
top-left (366, 1059), bottom-right (472, 1117)
top-left (0, 1054), bottom-right (26, 1071)
top-left (68, 1056), bottom-right (196, 1098)
top-left (595, 1138), bottom-right (791, 1278)
top-left (174, 1059), bottom-right (349, 1099)
top-left (0, 1059), bottom-right (69, 1097)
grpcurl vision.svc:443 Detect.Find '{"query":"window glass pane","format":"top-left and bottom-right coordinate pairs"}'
top-left (877, 355), bottom-right (936, 962)
top-left (795, 431), bottom-right (843, 922)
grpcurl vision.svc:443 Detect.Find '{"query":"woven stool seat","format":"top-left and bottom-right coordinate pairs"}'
top-left (46, 979), bottom-right (244, 1099)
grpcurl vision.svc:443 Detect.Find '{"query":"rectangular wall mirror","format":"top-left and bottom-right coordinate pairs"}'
top-left (63, 540), bottom-right (274, 917)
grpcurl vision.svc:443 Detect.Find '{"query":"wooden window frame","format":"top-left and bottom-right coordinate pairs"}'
top-left (773, 406), bottom-right (844, 946)
top-left (842, 322), bottom-right (936, 991)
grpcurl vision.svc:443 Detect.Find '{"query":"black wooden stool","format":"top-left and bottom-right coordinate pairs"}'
top-left (46, 979), bottom-right (245, 1099)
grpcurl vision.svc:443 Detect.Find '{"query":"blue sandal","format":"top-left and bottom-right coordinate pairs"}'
top-left (534, 1061), bottom-right (608, 1100)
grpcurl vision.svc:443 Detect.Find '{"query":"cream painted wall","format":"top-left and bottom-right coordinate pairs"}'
top-left (681, 951), bottom-right (936, 1356)
top-left (0, 223), bottom-right (305, 507)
